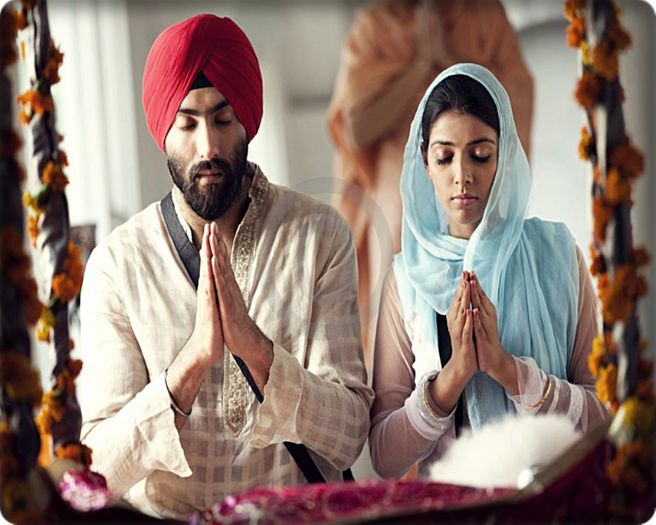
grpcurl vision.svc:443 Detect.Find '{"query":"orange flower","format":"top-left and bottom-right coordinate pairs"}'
top-left (16, 11), bottom-right (28, 31)
top-left (58, 149), bottom-right (69, 167)
top-left (36, 390), bottom-right (64, 434)
top-left (0, 351), bottom-right (43, 407)
top-left (592, 42), bottom-right (619, 80)
top-left (588, 335), bottom-right (607, 378)
top-left (18, 109), bottom-right (31, 125)
top-left (27, 214), bottom-right (39, 247)
top-left (67, 358), bottom-right (82, 378)
top-left (598, 265), bottom-right (642, 324)
top-left (592, 165), bottom-right (601, 184)
top-left (575, 72), bottom-right (602, 109)
top-left (611, 142), bottom-right (645, 178)
top-left (622, 397), bottom-right (654, 432)
top-left (42, 40), bottom-right (64, 86)
top-left (605, 168), bottom-right (631, 205)
top-left (580, 41), bottom-right (592, 67)
top-left (592, 196), bottom-right (613, 243)
top-left (606, 20), bottom-right (631, 52)
top-left (566, 17), bottom-right (585, 48)
top-left (631, 247), bottom-right (650, 267)
top-left (52, 241), bottom-right (83, 302)
top-left (41, 160), bottom-right (69, 191)
top-left (588, 244), bottom-right (605, 276)
top-left (608, 441), bottom-right (652, 495)
top-left (635, 381), bottom-right (653, 402)
top-left (564, 0), bottom-right (585, 22)
top-left (22, 191), bottom-right (43, 215)
top-left (55, 443), bottom-right (92, 467)
top-left (578, 126), bottom-right (594, 160)
top-left (36, 307), bottom-right (55, 342)
top-left (56, 370), bottom-right (76, 396)
top-left (596, 363), bottom-right (618, 409)
top-left (16, 88), bottom-right (53, 117)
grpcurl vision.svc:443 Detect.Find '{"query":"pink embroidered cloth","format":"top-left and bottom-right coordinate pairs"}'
top-left (189, 438), bottom-right (655, 524)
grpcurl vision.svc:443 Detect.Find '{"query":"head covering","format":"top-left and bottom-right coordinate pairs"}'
top-left (142, 14), bottom-right (263, 151)
top-left (394, 63), bottom-right (579, 428)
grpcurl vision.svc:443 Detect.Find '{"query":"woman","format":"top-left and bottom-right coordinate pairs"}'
top-left (369, 63), bottom-right (609, 479)
top-left (327, 0), bottom-right (533, 360)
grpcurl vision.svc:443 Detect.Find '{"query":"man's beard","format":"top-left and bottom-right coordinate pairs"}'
top-left (167, 138), bottom-right (248, 220)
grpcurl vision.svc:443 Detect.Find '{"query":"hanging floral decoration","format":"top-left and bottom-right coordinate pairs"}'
top-left (0, 3), bottom-right (46, 523)
top-left (12, 0), bottom-right (110, 518)
top-left (565, 0), bottom-right (653, 517)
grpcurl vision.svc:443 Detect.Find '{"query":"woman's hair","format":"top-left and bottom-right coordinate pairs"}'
top-left (420, 74), bottom-right (500, 152)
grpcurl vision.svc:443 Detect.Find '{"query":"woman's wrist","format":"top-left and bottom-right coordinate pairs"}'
top-left (485, 350), bottom-right (519, 396)
top-left (428, 360), bottom-right (472, 414)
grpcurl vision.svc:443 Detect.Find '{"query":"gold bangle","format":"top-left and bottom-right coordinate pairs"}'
top-left (529, 376), bottom-right (553, 409)
top-left (422, 380), bottom-right (442, 419)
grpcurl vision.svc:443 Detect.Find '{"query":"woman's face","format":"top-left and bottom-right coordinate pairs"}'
top-left (424, 109), bottom-right (498, 239)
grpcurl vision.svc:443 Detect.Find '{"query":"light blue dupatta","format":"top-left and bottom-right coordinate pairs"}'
top-left (394, 63), bottom-right (579, 429)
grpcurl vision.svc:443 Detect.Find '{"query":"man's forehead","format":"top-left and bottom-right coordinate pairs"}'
top-left (177, 87), bottom-right (231, 114)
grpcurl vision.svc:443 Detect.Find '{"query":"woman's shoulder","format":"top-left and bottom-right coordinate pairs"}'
top-left (521, 217), bottom-right (576, 251)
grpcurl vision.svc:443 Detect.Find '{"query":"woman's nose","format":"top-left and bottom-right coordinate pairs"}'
top-left (454, 158), bottom-right (472, 187)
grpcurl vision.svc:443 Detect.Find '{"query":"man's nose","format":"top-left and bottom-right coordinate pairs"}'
top-left (196, 121), bottom-right (220, 160)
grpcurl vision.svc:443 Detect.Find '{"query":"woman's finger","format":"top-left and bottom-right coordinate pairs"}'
top-left (462, 309), bottom-right (473, 343)
top-left (472, 307), bottom-right (488, 341)
top-left (449, 272), bottom-right (465, 312)
top-left (472, 272), bottom-right (494, 312)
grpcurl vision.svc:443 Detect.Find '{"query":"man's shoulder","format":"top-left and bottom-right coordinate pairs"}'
top-left (268, 183), bottom-right (350, 236)
top-left (91, 202), bottom-right (163, 266)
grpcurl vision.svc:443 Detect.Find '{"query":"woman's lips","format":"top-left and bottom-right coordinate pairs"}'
top-left (451, 194), bottom-right (478, 209)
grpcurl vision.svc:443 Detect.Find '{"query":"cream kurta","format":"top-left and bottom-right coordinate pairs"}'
top-left (78, 166), bottom-right (373, 519)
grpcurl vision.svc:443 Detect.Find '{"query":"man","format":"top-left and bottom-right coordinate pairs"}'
top-left (78, 14), bottom-right (372, 520)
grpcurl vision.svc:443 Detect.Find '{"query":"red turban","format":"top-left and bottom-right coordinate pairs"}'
top-left (142, 14), bottom-right (263, 151)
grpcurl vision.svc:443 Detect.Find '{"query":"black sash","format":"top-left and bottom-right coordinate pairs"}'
top-left (161, 192), bottom-right (353, 484)
top-left (435, 313), bottom-right (464, 436)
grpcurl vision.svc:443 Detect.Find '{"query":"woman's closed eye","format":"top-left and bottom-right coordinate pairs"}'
top-left (471, 154), bottom-right (491, 165)
top-left (435, 155), bottom-right (453, 166)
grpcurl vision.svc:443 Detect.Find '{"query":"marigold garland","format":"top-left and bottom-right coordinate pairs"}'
top-left (567, 0), bottom-right (654, 515)
top-left (0, 352), bottom-right (43, 407)
top-left (55, 443), bottom-right (92, 468)
top-left (0, 4), bottom-right (46, 523)
top-left (51, 241), bottom-right (84, 303)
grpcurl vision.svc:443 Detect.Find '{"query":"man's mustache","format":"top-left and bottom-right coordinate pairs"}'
top-left (190, 157), bottom-right (232, 180)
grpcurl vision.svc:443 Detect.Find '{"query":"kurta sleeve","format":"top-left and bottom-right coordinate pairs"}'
top-left (78, 244), bottom-right (192, 499)
top-left (508, 246), bottom-right (611, 432)
top-left (250, 214), bottom-right (374, 472)
top-left (369, 269), bottom-right (456, 479)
